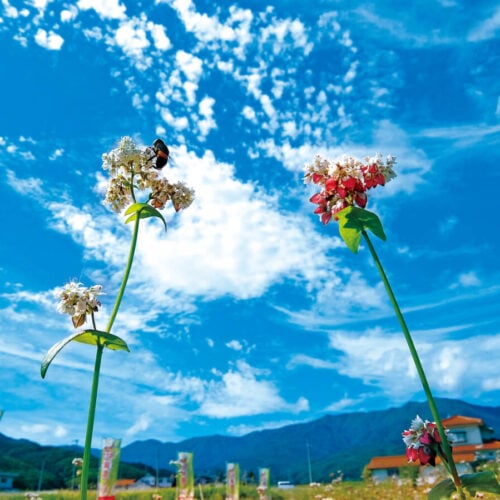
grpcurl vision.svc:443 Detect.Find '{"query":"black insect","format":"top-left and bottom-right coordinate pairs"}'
top-left (151, 138), bottom-right (170, 169)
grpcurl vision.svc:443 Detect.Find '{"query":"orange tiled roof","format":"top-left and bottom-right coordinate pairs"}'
top-left (452, 440), bottom-right (500, 453)
top-left (115, 479), bottom-right (136, 487)
top-left (367, 441), bottom-right (500, 470)
top-left (442, 415), bottom-right (484, 427)
top-left (366, 455), bottom-right (419, 470)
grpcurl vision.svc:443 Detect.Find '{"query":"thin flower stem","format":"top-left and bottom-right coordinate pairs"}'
top-left (361, 230), bottom-right (464, 496)
top-left (130, 164), bottom-right (137, 204)
top-left (79, 214), bottom-right (141, 498)
top-left (80, 343), bottom-right (104, 500)
top-left (105, 214), bottom-right (141, 333)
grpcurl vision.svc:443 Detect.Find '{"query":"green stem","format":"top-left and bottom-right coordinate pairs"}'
top-left (105, 214), bottom-right (141, 333)
top-left (79, 214), bottom-right (141, 497)
top-left (361, 230), bottom-right (464, 495)
top-left (80, 343), bottom-right (104, 500)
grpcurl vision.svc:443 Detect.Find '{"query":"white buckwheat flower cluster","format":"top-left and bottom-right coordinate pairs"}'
top-left (56, 281), bottom-right (103, 328)
top-left (102, 136), bottom-right (195, 213)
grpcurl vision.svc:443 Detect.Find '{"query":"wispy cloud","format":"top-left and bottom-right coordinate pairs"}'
top-left (77, 0), bottom-right (126, 20)
top-left (468, 5), bottom-right (500, 41)
top-left (328, 327), bottom-right (500, 402)
top-left (198, 361), bottom-right (309, 418)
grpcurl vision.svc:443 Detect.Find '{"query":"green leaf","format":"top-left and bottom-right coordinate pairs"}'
top-left (428, 479), bottom-right (455, 500)
top-left (41, 330), bottom-right (130, 379)
top-left (428, 471), bottom-right (500, 499)
top-left (336, 206), bottom-right (386, 253)
top-left (337, 213), bottom-right (362, 253)
top-left (461, 471), bottom-right (500, 496)
top-left (73, 329), bottom-right (130, 352)
top-left (124, 202), bottom-right (167, 230)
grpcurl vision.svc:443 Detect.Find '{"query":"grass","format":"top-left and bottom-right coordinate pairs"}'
top-left (1, 481), bottom-right (500, 500)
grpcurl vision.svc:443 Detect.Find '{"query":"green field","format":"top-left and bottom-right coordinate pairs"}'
top-left (1, 482), bottom-right (500, 500)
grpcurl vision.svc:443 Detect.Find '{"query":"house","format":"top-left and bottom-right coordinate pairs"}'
top-left (365, 455), bottom-right (419, 482)
top-left (0, 472), bottom-right (18, 491)
top-left (115, 478), bottom-right (137, 489)
top-left (115, 475), bottom-right (173, 490)
top-left (366, 415), bottom-right (500, 483)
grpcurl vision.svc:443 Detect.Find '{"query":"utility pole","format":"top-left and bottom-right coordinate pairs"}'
top-left (156, 449), bottom-right (159, 488)
top-left (37, 460), bottom-right (45, 492)
top-left (306, 442), bottom-right (312, 484)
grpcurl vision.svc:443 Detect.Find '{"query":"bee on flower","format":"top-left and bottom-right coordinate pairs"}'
top-left (304, 153), bottom-right (396, 224)
top-left (56, 281), bottom-right (103, 328)
top-left (101, 136), bottom-right (195, 213)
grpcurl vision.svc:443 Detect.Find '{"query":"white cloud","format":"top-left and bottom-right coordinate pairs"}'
top-left (148, 21), bottom-right (171, 51)
top-left (6, 169), bottom-right (44, 197)
top-left (198, 361), bottom-right (308, 418)
top-left (287, 354), bottom-right (336, 370)
top-left (60, 6), bottom-right (78, 22)
top-left (416, 123), bottom-right (500, 149)
top-left (54, 425), bottom-right (68, 438)
top-left (34, 28), bottom-right (64, 50)
top-left (439, 216), bottom-right (458, 235)
top-left (468, 6), bottom-right (500, 41)
top-left (353, 7), bottom-right (455, 47)
top-left (169, 0), bottom-right (221, 42)
top-left (328, 327), bottom-right (500, 402)
top-left (227, 419), bottom-right (303, 436)
top-left (125, 413), bottom-right (151, 436)
top-left (49, 148), bottom-right (64, 160)
top-left (77, 0), bottom-right (126, 20)
top-left (242, 105), bottom-right (257, 123)
top-left (325, 394), bottom-right (369, 412)
top-left (47, 202), bottom-right (129, 268)
top-left (457, 271), bottom-right (481, 287)
top-left (197, 96), bottom-right (216, 137)
top-left (159, 107), bottom-right (189, 131)
top-left (175, 50), bottom-right (203, 81)
top-left (114, 18), bottom-right (151, 64)
top-left (30, 0), bottom-right (50, 11)
top-left (260, 17), bottom-right (313, 56)
top-left (17, 421), bottom-right (68, 441)
top-left (2, 0), bottom-right (19, 18)
top-left (132, 147), bottom-right (332, 300)
top-left (8, 142), bottom-right (342, 325)
top-left (226, 340), bottom-right (243, 351)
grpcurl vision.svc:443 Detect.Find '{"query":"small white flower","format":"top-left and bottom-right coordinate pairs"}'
top-left (56, 281), bottom-right (103, 328)
top-left (410, 415), bottom-right (425, 432)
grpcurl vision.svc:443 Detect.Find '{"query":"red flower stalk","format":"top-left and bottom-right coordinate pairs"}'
top-left (304, 153), bottom-right (396, 223)
top-left (402, 415), bottom-right (446, 467)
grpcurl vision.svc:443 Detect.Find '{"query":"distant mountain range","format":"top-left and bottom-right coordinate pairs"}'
top-left (1, 398), bottom-right (499, 490)
top-left (120, 398), bottom-right (500, 483)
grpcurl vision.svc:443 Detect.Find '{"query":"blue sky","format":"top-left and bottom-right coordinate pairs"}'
top-left (0, 0), bottom-right (499, 449)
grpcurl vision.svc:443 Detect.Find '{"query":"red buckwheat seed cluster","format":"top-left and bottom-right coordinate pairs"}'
top-left (304, 153), bottom-right (396, 224)
top-left (402, 415), bottom-right (445, 466)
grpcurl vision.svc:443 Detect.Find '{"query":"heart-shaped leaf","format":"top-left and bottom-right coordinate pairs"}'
top-left (461, 471), bottom-right (500, 495)
top-left (124, 202), bottom-right (167, 230)
top-left (336, 206), bottom-right (386, 253)
top-left (41, 330), bottom-right (129, 379)
top-left (428, 471), bottom-right (500, 499)
top-left (428, 478), bottom-right (455, 500)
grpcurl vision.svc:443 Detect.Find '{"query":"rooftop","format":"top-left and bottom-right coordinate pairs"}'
top-left (442, 415), bottom-right (484, 427)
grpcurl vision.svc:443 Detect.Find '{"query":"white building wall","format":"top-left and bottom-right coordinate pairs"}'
top-left (449, 425), bottom-right (482, 445)
top-left (371, 469), bottom-right (389, 483)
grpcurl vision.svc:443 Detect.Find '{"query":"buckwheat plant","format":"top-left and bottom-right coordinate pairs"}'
top-left (41, 137), bottom-right (194, 500)
top-left (304, 154), bottom-right (500, 500)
